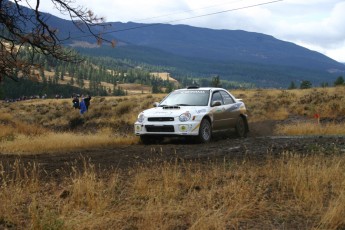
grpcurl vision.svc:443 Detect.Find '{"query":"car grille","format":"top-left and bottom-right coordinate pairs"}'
top-left (148, 117), bottom-right (174, 122)
top-left (145, 125), bottom-right (175, 132)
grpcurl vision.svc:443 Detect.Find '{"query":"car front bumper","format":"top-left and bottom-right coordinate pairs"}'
top-left (134, 120), bottom-right (202, 136)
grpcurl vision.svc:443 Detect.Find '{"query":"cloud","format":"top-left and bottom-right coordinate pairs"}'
top-left (267, 1), bottom-right (345, 61)
top-left (188, 0), bottom-right (345, 62)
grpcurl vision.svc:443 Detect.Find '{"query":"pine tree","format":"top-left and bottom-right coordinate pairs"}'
top-left (288, 81), bottom-right (296, 89)
top-left (211, 75), bottom-right (221, 87)
top-left (300, 80), bottom-right (312, 89)
top-left (334, 76), bottom-right (344, 86)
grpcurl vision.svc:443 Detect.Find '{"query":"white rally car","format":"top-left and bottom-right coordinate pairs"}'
top-left (134, 87), bottom-right (249, 144)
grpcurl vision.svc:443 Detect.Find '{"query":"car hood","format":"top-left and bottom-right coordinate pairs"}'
top-left (142, 106), bottom-right (207, 117)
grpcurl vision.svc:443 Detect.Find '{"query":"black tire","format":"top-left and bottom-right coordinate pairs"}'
top-left (235, 116), bottom-right (247, 138)
top-left (197, 119), bottom-right (212, 143)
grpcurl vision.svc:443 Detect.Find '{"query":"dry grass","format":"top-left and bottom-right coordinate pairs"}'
top-left (1, 87), bottom-right (345, 228)
top-left (276, 122), bottom-right (345, 136)
top-left (0, 132), bottom-right (138, 154)
top-left (0, 94), bottom-right (163, 154)
top-left (1, 87), bottom-right (345, 153)
top-left (232, 87), bottom-right (345, 122)
top-left (0, 153), bottom-right (344, 229)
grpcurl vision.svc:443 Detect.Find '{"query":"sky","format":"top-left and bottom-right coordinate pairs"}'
top-left (36, 0), bottom-right (345, 62)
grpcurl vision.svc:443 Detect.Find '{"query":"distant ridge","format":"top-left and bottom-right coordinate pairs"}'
top-left (39, 11), bottom-right (345, 87)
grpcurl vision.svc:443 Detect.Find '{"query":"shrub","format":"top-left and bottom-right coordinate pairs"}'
top-left (69, 117), bottom-right (84, 129)
top-left (115, 101), bottom-right (137, 116)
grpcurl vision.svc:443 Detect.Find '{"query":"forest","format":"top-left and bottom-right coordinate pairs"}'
top-left (0, 46), bottom-right (255, 99)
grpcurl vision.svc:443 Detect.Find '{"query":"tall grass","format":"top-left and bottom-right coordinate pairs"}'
top-left (233, 87), bottom-right (345, 122)
top-left (0, 95), bottom-right (161, 154)
top-left (276, 122), bottom-right (345, 136)
top-left (0, 153), bottom-right (344, 229)
top-left (1, 88), bottom-right (345, 153)
top-left (0, 132), bottom-right (138, 154)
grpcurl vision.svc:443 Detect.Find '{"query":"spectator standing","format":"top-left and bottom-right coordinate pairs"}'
top-left (84, 94), bottom-right (92, 110)
top-left (72, 94), bottom-right (80, 109)
top-left (79, 97), bottom-right (87, 114)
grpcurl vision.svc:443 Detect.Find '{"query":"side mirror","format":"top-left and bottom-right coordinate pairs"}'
top-left (211, 101), bottom-right (222, 107)
top-left (153, 102), bottom-right (160, 107)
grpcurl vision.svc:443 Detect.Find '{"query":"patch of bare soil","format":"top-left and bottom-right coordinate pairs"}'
top-left (1, 120), bottom-right (345, 181)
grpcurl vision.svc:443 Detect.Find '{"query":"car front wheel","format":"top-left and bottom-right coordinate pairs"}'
top-left (197, 119), bottom-right (212, 143)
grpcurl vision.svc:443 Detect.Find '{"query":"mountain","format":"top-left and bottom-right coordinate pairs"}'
top-left (42, 13), bottom-right (345, 87)
top-left (105, 22), bottom-right (342, 70)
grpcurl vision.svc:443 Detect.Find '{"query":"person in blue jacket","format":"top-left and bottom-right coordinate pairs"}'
top-left (79, 98), bottom-right (87, 114)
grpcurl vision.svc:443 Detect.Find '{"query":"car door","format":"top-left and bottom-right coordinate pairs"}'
top-left (220, 90), bottom-right (240, 127)
top-left (211, 91), bottom-right (228, 130)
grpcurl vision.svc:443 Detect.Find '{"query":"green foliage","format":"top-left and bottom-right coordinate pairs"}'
top-left (288, 81), bottom-right (297, 89)
top-left (300, 80), bottom-right (312, 89)
top-left (0, 77), bottom-right (86, 99)
top-left (113, 86), bottom-right (126, 96)
top-left (151, 83), bottom-right (161, 94)
top-left (0, 87), bottom-right (4, 99)
top-left (76, 45), bottom-right (342, 88)
top-left (320, 82), bottom-right (329, 88)
top-left (211, 75), bottom-right (221, 87)
top-left (0, 50), bottom-right (173, 98)
top-left (334, 76), bottom-right (344, 86)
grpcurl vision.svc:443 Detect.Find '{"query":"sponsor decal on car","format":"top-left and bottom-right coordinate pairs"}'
top-left (197, 109), bottom-right (207, 114)
top-left (228, 103), bottom-right (242, 111)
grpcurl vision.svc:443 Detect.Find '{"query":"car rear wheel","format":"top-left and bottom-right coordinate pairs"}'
top-left (197, 119), bottom-right (212, 143)
top-left (235, 116), bottom-right (247, 138)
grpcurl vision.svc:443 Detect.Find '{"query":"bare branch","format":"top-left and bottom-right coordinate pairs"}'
top-left (0, 0), bottom-right (111, 82)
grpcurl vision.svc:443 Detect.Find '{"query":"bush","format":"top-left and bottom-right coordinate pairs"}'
top-left (69, 117), bottom-right (84, 129)
top-left (115, 101), bottom-right (136, 116)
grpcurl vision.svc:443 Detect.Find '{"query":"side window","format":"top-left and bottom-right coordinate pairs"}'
top-left (211, 92), bottom-right (223, 105)
top-left (220, 91), bottom-right (235, 105)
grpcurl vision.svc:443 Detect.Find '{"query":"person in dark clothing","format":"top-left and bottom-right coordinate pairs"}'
top-left (72, 95), bottom-right (80, 109)
top-left (84, 95), bottom-right (91, 110)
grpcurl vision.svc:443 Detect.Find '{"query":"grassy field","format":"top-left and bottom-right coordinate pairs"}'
top-left (1, 87), bottom-right (345, 229)
top-left (1, 153), bottom-right (344, 229)
top-left (1, 87), bottom-right (345, 154)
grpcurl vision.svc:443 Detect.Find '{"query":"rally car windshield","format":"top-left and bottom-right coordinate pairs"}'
top-left (159, 90), bottom-right (210, 106)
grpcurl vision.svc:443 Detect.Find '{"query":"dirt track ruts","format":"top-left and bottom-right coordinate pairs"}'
top-left (1, 135), bottom-right (345, 181)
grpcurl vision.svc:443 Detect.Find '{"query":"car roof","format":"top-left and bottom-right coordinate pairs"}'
top-left (178, 87), bottom-right (226, 91)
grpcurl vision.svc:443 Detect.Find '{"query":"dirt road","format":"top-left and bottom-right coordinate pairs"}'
top-left (1, 133), bottom-right (345, 180)
top-left (1, 120), bottom-right (345, 179)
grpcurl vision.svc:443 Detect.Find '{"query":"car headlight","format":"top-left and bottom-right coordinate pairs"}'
top-left (179, 112), bottom-right (191, 122)
top-left (137, 113), bottom-right (145, 123)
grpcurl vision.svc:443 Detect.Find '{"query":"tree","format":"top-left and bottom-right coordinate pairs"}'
top-left (152, 83), bottom-right (161, 94)
top-left (320, 82), bottom-right (329, 88)
top-left (0, 0), bottom-right (114, 82)
top-left (211, 75), bottom-right (221, 87)
top-left (300, 80), bottom-right (312, 89)
top-left (334, 76), bottom-right (344, 86)
top-left (288, 81), bottom-right (296, 89)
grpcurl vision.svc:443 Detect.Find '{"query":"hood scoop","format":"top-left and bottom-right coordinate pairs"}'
top-left (163, 106), bottom-right (180, 110)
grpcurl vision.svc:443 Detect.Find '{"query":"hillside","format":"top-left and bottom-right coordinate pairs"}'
top-left (106, 22), bottom-right (343, 71)
top-left (4, 3), bottom-right (345, 88)
top-left (69, 21), bottom-right (344, 87)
